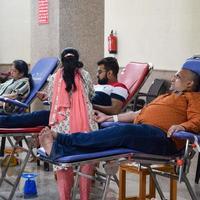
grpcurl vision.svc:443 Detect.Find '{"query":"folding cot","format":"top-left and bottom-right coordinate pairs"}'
top-left (37, 122), bottom-right (200, 200)
top-left (0, 57), bottom-right (59, 200)
top-left (195, 153), bottom-right (200, 184)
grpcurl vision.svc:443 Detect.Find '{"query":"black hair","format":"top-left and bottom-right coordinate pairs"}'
top-left (97, 57), bottom-right (119, 77)
top-left (61, 48), bottom-right (83, 92)
top-left (13, 60), bottom-right (33, 89)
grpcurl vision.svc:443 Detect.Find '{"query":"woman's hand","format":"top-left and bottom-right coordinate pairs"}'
top-left (93, 110), bottom-right (111, 123)
top-left (167, 125), bottom-right (185, 137)
top-left (37, 91), bottom-right (48, 101)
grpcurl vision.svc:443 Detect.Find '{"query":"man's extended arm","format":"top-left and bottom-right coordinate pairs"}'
top-left (94, 110), bottom-right (141, 123)
top-left (93, 98), bottom-right (123, 115)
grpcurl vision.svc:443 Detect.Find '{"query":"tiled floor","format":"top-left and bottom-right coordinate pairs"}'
top-left (0, 151), bottom-right (200, 200)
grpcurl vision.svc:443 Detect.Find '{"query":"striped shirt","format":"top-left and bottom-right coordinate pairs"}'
top-left (0, 77), bottom-right (30, 113)
top-left (0, 77), bottom-right (30, 99)
top-left (92, 82), bottom-right (129, 106)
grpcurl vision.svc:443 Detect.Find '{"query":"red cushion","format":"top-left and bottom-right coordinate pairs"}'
top-left (0, 126), bottom-right (44, 134)
top-left (118, 62), bottom-right (151, 105)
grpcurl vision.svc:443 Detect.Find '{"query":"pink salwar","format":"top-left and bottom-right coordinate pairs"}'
top-left (56, 164), bottom-right (94, 200)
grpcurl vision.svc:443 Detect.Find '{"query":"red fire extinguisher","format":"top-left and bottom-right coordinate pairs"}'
top-left (108, 30), bottom-right (117, 54)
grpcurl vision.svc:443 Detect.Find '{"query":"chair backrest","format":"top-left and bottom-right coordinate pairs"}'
top-left (23, 57), bottom-right (59, 106)
top-left (118, 62), bottom-right (153, 111)
top-left (146, 78), bottom-right (169, 104)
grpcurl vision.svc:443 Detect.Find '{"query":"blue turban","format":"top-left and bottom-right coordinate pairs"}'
top-left (182, 56), bottom-right (200, 76)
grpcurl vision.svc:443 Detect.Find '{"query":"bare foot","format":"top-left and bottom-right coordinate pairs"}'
top-left (39, 127), bottom-right (54, 155)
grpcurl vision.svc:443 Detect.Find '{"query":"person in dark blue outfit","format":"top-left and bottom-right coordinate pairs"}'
top-left (39, 58), bottom-right (200, 159)
top-left (0, 110), bottom-right (50, 127)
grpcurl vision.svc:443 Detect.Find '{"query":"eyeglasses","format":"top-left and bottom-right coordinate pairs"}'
top-left (173, 74), bottom-right (182, 80)
top-left (173, 73), bottom-right (187, 82)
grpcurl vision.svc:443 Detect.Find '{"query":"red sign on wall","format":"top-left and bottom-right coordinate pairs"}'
top-left (38, 0), bottom-right (49, 24)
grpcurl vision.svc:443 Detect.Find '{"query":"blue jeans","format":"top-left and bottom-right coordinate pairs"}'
top-left (50, 124), bottom-right (178, 160)
top-left (0, 110), bottom-right (50, 128)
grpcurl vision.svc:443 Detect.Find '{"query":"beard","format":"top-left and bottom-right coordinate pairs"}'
top-left (98, 77), bottom-right (109, 84)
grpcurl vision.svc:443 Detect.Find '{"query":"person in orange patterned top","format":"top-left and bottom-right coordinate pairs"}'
top-left (39, 56), bottom-right (200, 159)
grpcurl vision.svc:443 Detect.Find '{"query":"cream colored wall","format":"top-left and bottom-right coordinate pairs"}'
top-left (105, 0), bottom-right (200, 70)
top-left (1, 0), bottom-right (199, 70)
top-left (0, 0), bottom-right (30, 64)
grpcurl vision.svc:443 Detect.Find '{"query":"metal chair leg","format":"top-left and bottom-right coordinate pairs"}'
top-left (148, 167), bottom-right (167, 200)
top-left (43, 161), bottom-right (50, 171)
top-left (182, 173), bottom-right (198, 200)
top-left (102, 175), bottom-right (111, 200)
top-left (0, 137), bottom-right (6, 157)
top-left (195, 153), bottom-right (200, 184)
top-left (71, 166), bottom-right (81, 200)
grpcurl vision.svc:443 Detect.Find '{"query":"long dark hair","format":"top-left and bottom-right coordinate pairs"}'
top-left (61, 48), bottom-right (83, 92)
top-left (13, 60), bottom-right (33, 89)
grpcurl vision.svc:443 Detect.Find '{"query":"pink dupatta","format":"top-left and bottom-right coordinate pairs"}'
top-left (49, 68), bottom-right (90, 133)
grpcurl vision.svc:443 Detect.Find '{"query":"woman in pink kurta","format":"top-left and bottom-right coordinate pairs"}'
top-left (48, 48), bottom-right (98, 200)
